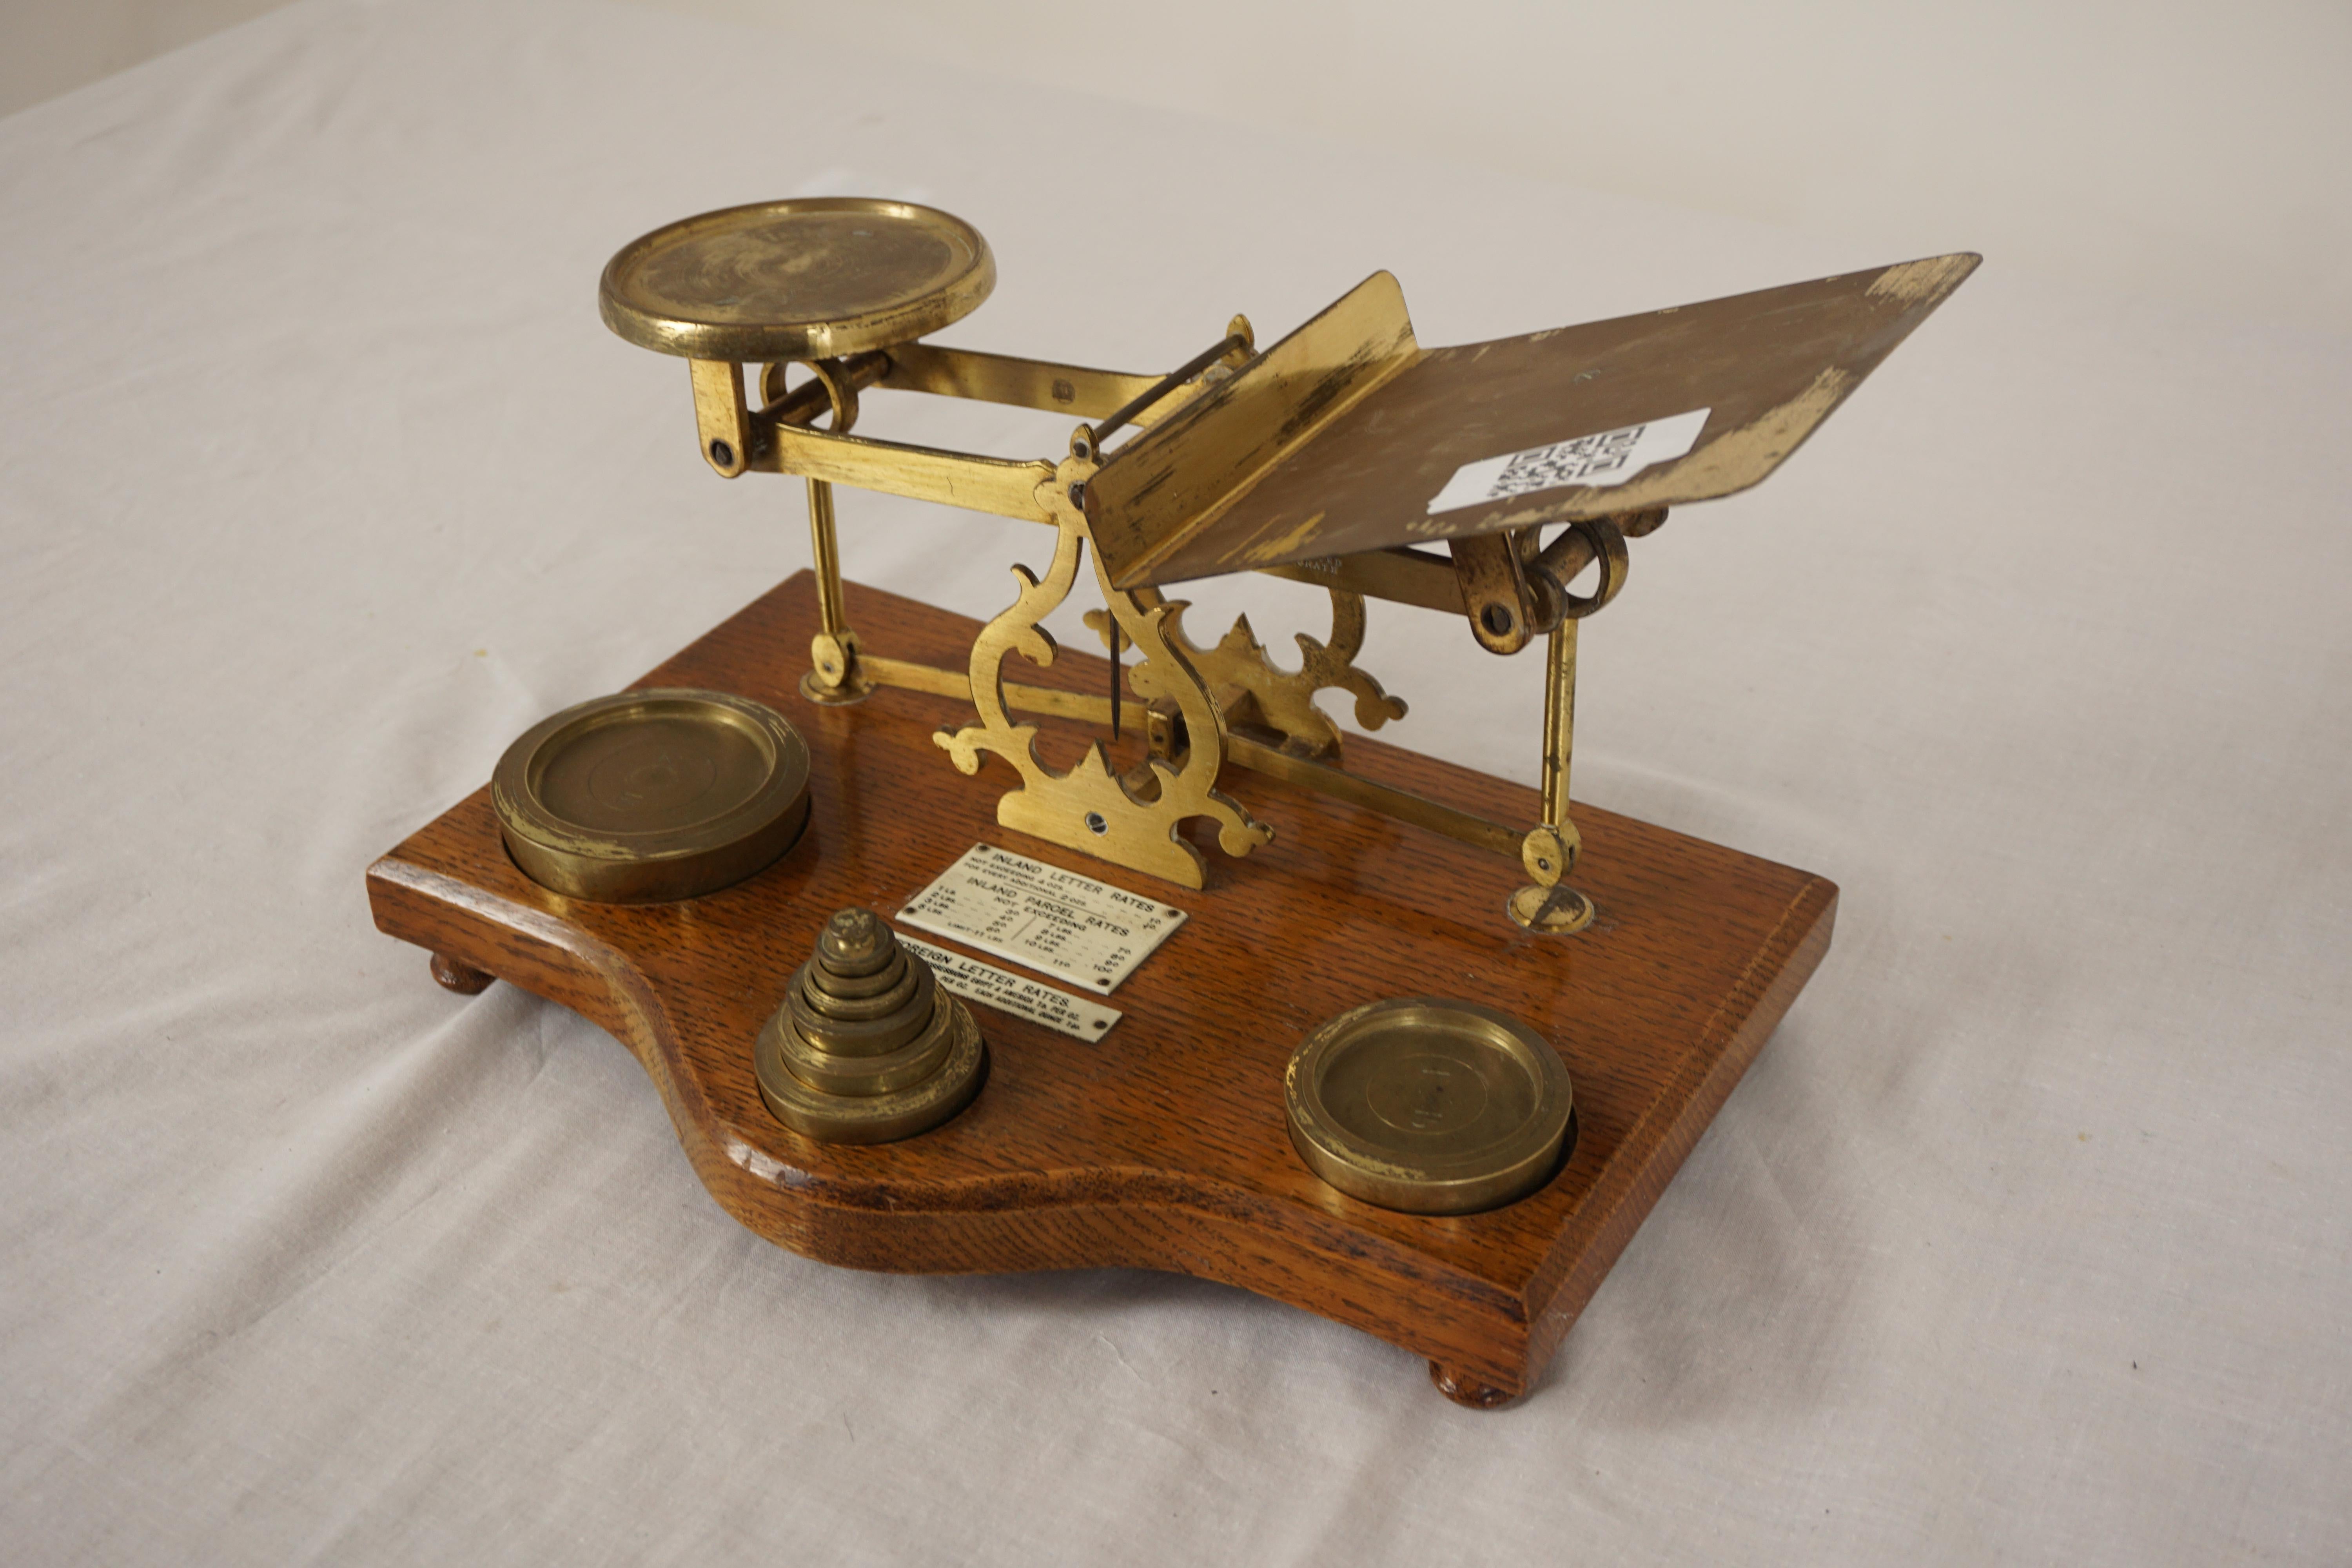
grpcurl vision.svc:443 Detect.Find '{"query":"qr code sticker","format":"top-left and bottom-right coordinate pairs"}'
top-left (1425, 407), bottom-right (1709, 515)
top-left (1490, 425), bottom-right (1645, 496)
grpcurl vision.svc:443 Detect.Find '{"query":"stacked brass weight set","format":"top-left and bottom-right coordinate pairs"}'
top-left (754, 909), bottom-right (987, 1144)
top-left (462, 194), bottom-right (1970, 1211)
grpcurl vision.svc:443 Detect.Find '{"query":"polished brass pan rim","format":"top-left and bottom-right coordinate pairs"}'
top-left (1284, 997), bottom-right (1573, 1216)
top-left (492, 688), bottom-right (810, 903)
top-left (599, 196), bottom-right (995, 363)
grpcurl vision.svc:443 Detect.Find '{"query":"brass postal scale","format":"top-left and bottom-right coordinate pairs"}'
top-left (367, 197), bottom-right (1974, 1406)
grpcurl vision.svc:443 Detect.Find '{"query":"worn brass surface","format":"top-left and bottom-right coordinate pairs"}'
top-left (1086, 585), bottom-right (1405, 759)
top-left (758, 1003), bottom-right (984, 1144)
top-left (598, 195), bottom-right (1971, 915)
top-left (816, 908), bottom-right (895, 975)
top-left (932, 448), bottom-right (1273, 888)
top-left (1285, 998), bottom-right (1574, 1215)
top-left (1451, 531), bottom-right (1539, 655)
top-left (1100, 254), bottom-right (1980, 588)
top-left (755, 909), bottom-right (986, 1144)
top-left (492, 689), bottom-right (809, 903)
top-left (1083, 272), bottom-right (1419, 589)
top-left (1224, 735), bottom-right (1521, 859)
top-left (788, 959), bottom-right (937, 1052)
top-left (1257, 547), bottom-right (1464, 616)
top-left (879, 341), bottom-right (1157, 418)
top-left (601, 198), bottom-right (993, 363)
top-left (791, 357), bottom-right (878, 705)
top-left (1506, 882), bottom-right (1596, 936)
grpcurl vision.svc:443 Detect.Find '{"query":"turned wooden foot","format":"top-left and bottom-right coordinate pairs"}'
top-left (429, 951), bottom-right (494, 995)
top-left (1430, 1361), bottom-right (1519, 1409)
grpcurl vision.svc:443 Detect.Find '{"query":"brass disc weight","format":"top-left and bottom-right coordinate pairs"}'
top-left (756, 998), bottom-right (987, 1145)
top-left (492, 688), bottom-right (811, 903)
top-left (1284, 998), bottom-right (1573, 1215)
top-left (599, 197), bottom-right (995, 362)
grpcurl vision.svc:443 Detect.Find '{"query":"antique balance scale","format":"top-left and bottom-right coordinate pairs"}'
top-left (367, 197), bottom-right (1973, 1405)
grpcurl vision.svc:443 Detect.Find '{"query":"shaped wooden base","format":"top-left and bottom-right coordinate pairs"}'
top-left (367, 573), bottom-right (1835, 1405)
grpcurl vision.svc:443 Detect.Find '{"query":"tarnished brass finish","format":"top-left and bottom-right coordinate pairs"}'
top-left (789, 357), bottom-right (877, 706)
top-left (879, 341), bottom-right (1158, 418)
top-left (1506, 882), bottom-right (1595, 936)
top-left (755, 909), bottom-right (985, 1144)
top-left (600, 198), bottom-right (994, 363)
top-left (817, 906), bottom-right (895, 975)
top-left (599, 196), bottom-right (1972, 910)
top-left (1224, 735), bottom-right (1521, 860)
top-left (1094, 255), bottom-right (1980, 588)
top-left (1083, 272), bottom-right (1420, 589)
top-left (1490, 515), bottom-right (1630, 933)
top-left (1257, 547), bottom-right (1465, 617)
top-left (932, 448), bottom-right (1273, 889)
top-left (492, 689), bottom-right (810, 903)
top-left (1285, 998), bottom-right (1574, 1215)
top-left (1451, 531), bottom-right (1539, 655)
top-left (1085, 586), bottom-right (1406, 759)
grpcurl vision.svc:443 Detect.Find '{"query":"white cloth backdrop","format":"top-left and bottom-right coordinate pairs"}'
top-left (3, 1), bottom-right (2346, 1561)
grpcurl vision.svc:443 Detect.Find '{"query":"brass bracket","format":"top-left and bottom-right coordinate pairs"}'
top-left (933, 439), bottom-right (1273, 889)
top-left (1085, 586), bottom-right (1406, 762)
top-left (1451, 530), bottom-right (1541, 655)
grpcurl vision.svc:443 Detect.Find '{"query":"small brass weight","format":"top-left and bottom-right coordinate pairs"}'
top-left (596, 197), bottom-right (1974, 929)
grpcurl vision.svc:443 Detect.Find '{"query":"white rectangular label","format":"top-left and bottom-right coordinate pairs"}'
top-left (1426, 406), bottom-right (1710, 514)
top-left (897, 844), bottom-right (1186, 994)
top-left (898, 936), bottom-right (1121, 1040)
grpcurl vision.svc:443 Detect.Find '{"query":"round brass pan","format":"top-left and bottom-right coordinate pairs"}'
top-left (1284, 998), bottom-right (1573, 1216)
top-left (599, 197), bottom-right (995, 362)
top-left (492, 688), bottom-right (810, 903)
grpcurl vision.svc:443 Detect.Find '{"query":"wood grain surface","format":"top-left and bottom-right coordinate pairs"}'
top-left (367, 572), bottom-right (1836, 1405)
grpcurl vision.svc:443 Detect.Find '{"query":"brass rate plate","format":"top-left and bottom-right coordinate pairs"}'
top-left (1285, 998), bottom-right (1574, 1215)
top-left (492, 688), bottom-right (811, 903)
top-left (599, 196), bottom-right (996, 362)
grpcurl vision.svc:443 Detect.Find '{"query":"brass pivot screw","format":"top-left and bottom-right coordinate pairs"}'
top-left (753, 908), bottom-right (986, 1143)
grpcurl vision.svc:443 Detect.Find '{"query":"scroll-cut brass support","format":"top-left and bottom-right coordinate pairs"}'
top-left (934, 441), bottom-right (1272, 889)
top-left (773, 358), bottom-right (876, 706)
top-left (1085, 586), bottom-right (1406, 761)
top-left (1508, 517), bottom-right (1630, 935)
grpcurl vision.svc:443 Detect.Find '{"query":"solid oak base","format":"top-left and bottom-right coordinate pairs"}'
top-left (367, 573), bottom-right (1835, 1406)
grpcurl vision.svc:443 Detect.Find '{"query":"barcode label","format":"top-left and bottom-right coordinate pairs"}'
top-left (1428, 407), bottom-right (1709, 514)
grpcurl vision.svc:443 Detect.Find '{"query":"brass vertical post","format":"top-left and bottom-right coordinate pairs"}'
top-left (1509, 517), bottom-right (1630, 936)
top-left (795, 360), bottom-right (875, 706)
top-left (809, 477), bottom-right (849, 638)
top-left (1539, 617), bottom-right (1576, 830)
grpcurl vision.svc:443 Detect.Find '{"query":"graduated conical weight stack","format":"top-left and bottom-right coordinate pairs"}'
top-left (754, 909), bottom-right (987, 1143)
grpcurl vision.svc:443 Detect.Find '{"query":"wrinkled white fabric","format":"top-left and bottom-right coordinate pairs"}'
top-left (2, 2), bottom-right (2346, 1562)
